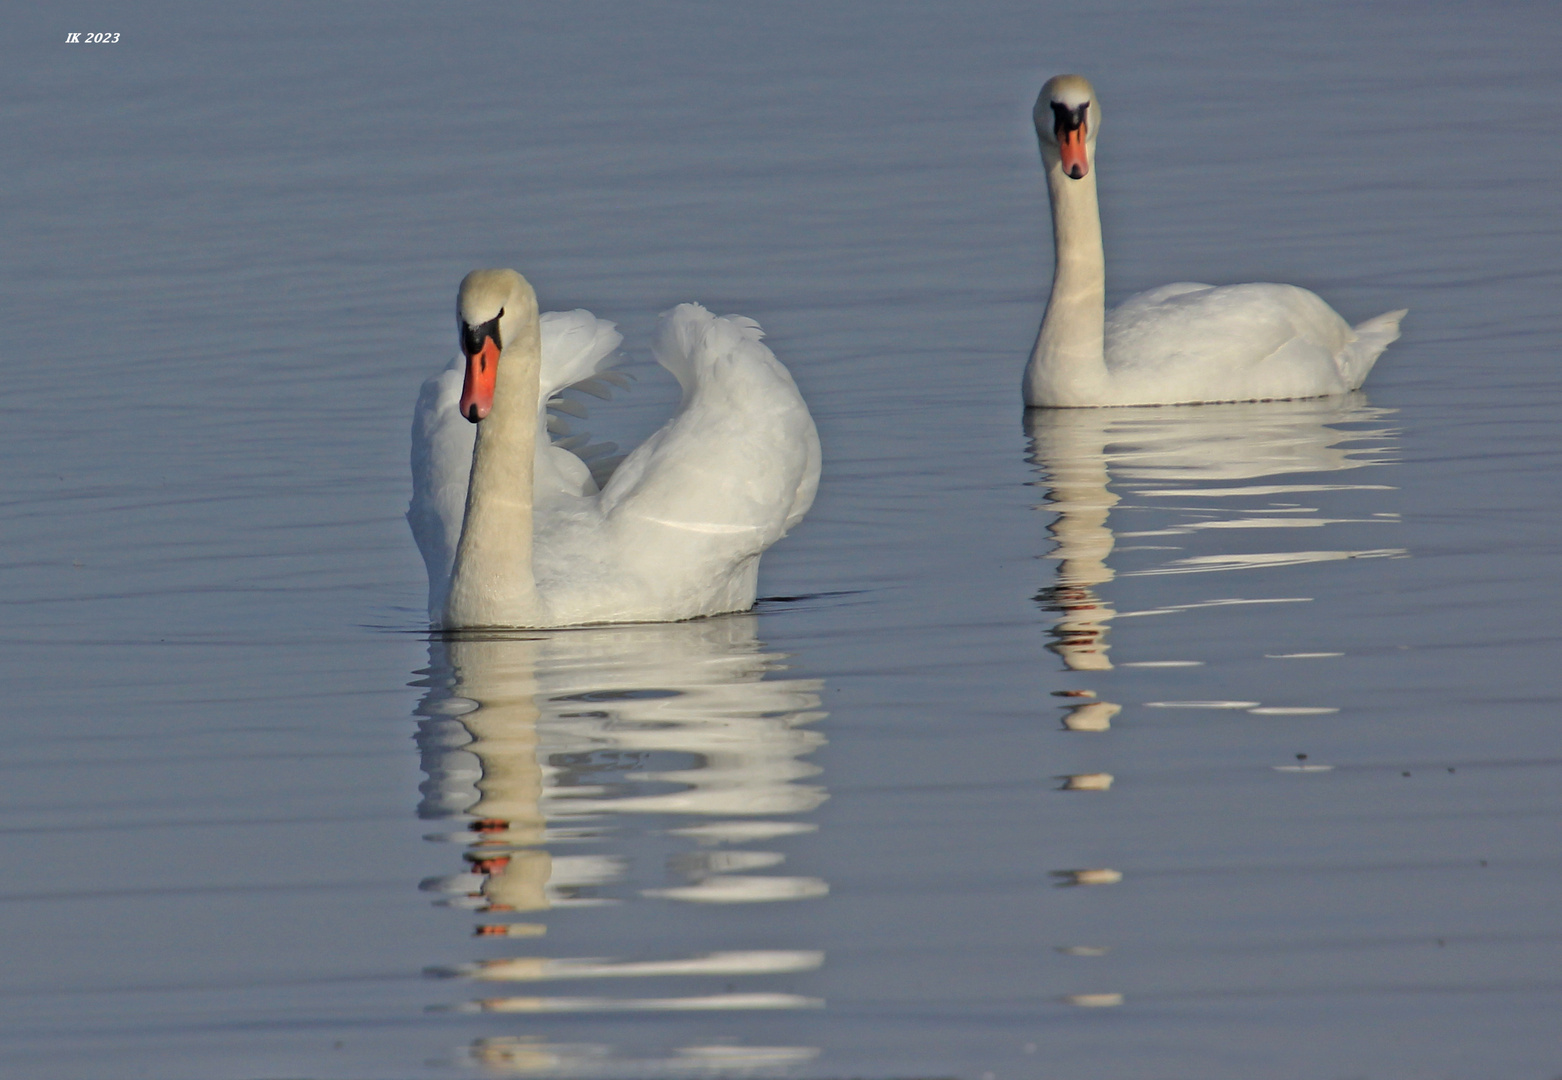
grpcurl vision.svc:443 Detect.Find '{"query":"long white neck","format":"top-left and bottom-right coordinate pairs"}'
top-left (443, 314), bottom-right (544, 628)
top-left (1024, 154), bottom-right (1109, 407)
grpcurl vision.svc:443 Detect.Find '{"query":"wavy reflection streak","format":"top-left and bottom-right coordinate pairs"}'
top-left (1027, 398), bottom-right (1400, 671)
top-left (412, 617), bottom-right (828, 1073)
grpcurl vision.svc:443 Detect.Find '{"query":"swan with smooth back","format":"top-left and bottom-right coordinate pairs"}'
top-left (409, 270), bottom-right (820, 629)
top-left (1024, 75), bottom-right (1406, 408)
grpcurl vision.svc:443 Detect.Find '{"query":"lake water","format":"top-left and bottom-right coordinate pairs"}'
top-left (3, 2), bottom-right (1561, 1078)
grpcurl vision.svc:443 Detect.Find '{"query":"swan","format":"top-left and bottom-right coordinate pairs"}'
top-left (409, 269), bottom-right (820, 629)
top-left (1024, 74), bottom-right (1406, 408)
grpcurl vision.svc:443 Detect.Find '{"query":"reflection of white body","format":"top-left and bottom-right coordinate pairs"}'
top-left (1027, 398), bottom-right (1400, 669)
top-left (533, 625), bottom-right (827, 821)
top-left (415, 618), bottom-right (829, 1030)
top-left (409, 271), bottom-right (820, 628)
top-left (1024, 75), bottom-right (1405, 408)
top-left (416, 618), bottom-right (827, 905)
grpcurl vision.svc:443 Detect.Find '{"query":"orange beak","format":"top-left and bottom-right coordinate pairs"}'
top-left (459, 335), bottom-right (500, 422)
top-left (1058, 125), bottom-right (1089, 179)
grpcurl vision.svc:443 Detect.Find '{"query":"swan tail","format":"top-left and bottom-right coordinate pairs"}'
top-left (1340, 309), bottom-right (1407, 388)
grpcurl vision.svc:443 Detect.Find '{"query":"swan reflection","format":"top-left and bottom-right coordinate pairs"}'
top-left (1026, 396), bottom-right (1402, 672)
top-left (413, 617), bottom-right (827, 1071)
top-left (1026, 397), bottom-right (1402, 1009)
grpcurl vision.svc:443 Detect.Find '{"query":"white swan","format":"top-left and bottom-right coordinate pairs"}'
top-left (1024, 75), bottom-right (1406, 408)
top-left (409, 269), bottom-right (820, 629)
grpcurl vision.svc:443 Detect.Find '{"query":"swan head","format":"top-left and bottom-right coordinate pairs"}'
top-left (456, 269), bottom-right (537, 423)
top-left (1034, 74), bottom-right (1099, 180)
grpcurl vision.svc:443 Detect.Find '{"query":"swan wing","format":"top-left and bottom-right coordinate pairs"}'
top-left (539, 309), bottom-right (624, 399)
top-left (534, 304), bottom-right (820, 623)
top-left (1105, 283), bottom-right (1369, 403)
top-left (614, 303), bottom-right (820, 545)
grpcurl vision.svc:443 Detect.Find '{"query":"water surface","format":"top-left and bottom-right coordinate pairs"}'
top-left (2, 2), bottom-right (1561, 1077)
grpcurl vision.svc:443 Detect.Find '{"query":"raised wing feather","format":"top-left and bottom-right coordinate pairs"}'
top-left (539, 310), bottom-right (624, 402)
top-left (532, 304), bottom-right (821, 623)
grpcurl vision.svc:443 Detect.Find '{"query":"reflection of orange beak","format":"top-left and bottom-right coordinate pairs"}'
top-left (1059, 126), bottom-right (1089, 179)
top-left (459, 336), bottom-right (500, 422)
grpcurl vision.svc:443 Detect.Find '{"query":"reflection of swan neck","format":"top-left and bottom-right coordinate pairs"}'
top-left (1047, 476), bottom-right (1118, 590)
top-left (448, 638), bottom-right (551, 910)
top-left (453, 642), bottom-right (547, 830)
top-left (1033, 411), bottom-right (1118, 589)
top-left (1028, 156), bottom-right (1108, 405)
top-left (446, 292), bottom-right (545, 628)
top-left (1030, 408), bottom-right (1124, 671)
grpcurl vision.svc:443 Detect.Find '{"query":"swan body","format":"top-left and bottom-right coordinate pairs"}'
top-left (409, 270), bottom-right (820, 629)
top-left (1024, 74), bottom-right (1406, 409)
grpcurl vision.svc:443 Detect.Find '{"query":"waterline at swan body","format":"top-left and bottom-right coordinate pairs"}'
top-left (409, 270), bottom-right (820, 629)
top-left (1023, 74), bottom-right (1406, 409)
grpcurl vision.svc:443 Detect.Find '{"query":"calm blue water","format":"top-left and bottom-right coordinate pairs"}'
top-left (3, 2), bottom-right (1561, 1077)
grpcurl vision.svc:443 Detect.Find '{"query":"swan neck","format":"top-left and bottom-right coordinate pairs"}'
top-left (1026, 158), bottom-right (1108, 407)
top-left (444, 321), bottom-right (544, 627)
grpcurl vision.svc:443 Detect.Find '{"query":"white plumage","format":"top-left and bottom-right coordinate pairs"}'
top-left (1097, 282), bottom-right (1407, 404)
top-left (410, 271), bottom-right (819, 629)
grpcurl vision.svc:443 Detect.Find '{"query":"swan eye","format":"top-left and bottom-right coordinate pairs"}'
top-left (461, 311), bottom-right (503, 356)
top-left (1050, 100), bottom-right (1088, 139)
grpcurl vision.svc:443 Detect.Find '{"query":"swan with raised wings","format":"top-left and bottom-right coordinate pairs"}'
top-left (1024, 75), bottom-right (1406, 408)
top-left (409, 270), bottom-right (820, 629)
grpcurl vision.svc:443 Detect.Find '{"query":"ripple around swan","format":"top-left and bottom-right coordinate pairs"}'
top-left (413, 617), bottom-right (828, 1070)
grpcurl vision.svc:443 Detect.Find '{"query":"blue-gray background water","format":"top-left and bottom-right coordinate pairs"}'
top-left (3, 2), bottom-right (1560, 1077)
